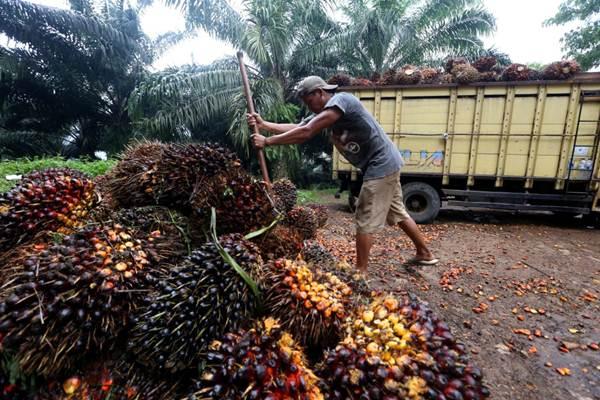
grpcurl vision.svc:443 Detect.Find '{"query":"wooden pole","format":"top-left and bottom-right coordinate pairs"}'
top-left (237, 51), bottom-right (271, 185)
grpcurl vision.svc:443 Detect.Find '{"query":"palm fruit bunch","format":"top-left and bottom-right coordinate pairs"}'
top-left (285, 205), bottom-right (318, 240)
top-left (104, 141), bottom-right (167, 207)
top-left (251, 225), bottom-right (304, 260)
top-left (477, 71), bottom-right (498, 82)
top-left (263, 259), bottom-right (352, 347)
top-left (472, 56), bottom-right (497, 72)
top-left (451, 64), bottom-right (479, 84)
top-left (127, 234), bottom-right (263, 372)
top-left (191, 169), bottom-right (274, 235)
top-left (192, 317), bottom-right (324, 400)
top-left (379, 68), bottom-right (398, 85)
top-left (316, 338), bottom-right (427, 399)
top-left (444, 57), bottom-right (468, 73)
top-left (301, 241), bottom-right (371, 298)
top-left (350, 78), bottom-right (374, 86)
top-left (0, 359), bottom-right (30, 400)
top-left (306, 203), bottom-right (328, 228)
top-left (41, 359), bottom-right (184, 400)
top-left (542, 60), bottom-right (581, 80)
top-left (301, 240), bottom-right (336, 269)
top-left (328, 73), bottom-right (352, 86)
top-left (92, 172), bottom-right (117, 211)
top-left (346, 295), bottom-right (490, 400)
top-left (91, 206), bottom-right (203, 260)
top-left (0, 224), bottom-right (170, 376)
top-left (108, 141), bottom-right (241, 210)
top-left (420, 68), bottom-right (440, 84)
top-left (271, 177), bottom-right (298, 213)
top-left (396, 65), bottom-right (422, 85)
top-left (0, 168), bottom-right (96, 252)
top-left (439, 74), bottom-right (455, 84)
top-left (501, 63), bottom-right (531, 81)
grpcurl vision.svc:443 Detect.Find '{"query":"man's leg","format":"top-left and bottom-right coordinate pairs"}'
top-left (398, 218), bottom-right (435, 261)
top-left (356, 232), bottom-right (373, 273)
top-left (387, 175), bottom-right (437, 264)
top-left (354, 174), bottom-right (396, 273)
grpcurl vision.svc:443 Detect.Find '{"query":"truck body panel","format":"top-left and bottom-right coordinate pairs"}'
top-left (333, 73), bottom-right (600, 218)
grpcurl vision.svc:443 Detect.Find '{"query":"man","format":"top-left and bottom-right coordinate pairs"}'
top-left (249, 75), bottom-right (438, 272)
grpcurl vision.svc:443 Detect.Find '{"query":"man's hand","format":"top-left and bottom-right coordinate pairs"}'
top-left (251, 133), bottom-right (267, 149)
top-left (247, 112), bottom-right (265, 130)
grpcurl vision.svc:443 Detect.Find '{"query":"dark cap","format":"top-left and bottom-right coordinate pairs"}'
top-left (295, 76), bottom-right (338, 97)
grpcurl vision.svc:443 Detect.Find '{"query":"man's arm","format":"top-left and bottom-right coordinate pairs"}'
top-left (247, 112), bottom-right (299, 134)
top-left (252, 108), bottom-right (342, 148)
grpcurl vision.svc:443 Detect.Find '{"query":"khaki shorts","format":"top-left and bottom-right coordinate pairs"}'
top-left (355, 171), bottom-right (411, 234)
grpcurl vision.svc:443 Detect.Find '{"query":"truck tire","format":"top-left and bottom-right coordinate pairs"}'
top-left (402, 182), bottom-right (441, 224)
top-left (348, 194), bottom-right (358, 212)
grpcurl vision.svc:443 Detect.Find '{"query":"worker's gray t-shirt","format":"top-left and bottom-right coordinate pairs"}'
top-left (315, 92), bottom-right (403, 180)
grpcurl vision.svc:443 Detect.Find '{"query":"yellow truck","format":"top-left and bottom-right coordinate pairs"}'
top-left (334, 72), bottom-right (600, 224)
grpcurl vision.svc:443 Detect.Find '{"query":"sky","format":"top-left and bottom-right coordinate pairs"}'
top-left (22, 0), bottom-right (577, 70)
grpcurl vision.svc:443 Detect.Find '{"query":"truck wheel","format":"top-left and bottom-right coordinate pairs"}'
top-left (402, 182), bottom-right (441, 224)
top-left (348, 194), bottom-right (358, 212)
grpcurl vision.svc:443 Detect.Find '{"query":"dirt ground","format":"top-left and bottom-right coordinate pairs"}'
top-left (316, 195), bottom-right (600, 400)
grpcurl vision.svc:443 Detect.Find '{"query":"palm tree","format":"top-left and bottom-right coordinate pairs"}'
top-left (0, 0), bottom-right (181, 157)
top-left (128, 0), bottom-right (339, 174)
top-left (298, 0), bottom-right (496, 77)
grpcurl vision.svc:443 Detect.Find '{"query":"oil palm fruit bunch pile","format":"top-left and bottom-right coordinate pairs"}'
top-left (451, 64), bottom-right (479, 84)
top-left (285, 206), bottom-right (318, 240)
top-left (345, 295), bottom-right (490, 400)
top-left (444, 57), bottom-right (468, 73)
top-left (0, 168), bottom-right (96, 252)
top-left (301, 240), bottom-right (337, 270)
top-left (251, 225), bottom-right (304, 261)
top-left (439, 74), bottom-right (454, 84)
top-left (0, 224), bottom-right (170, 376)
top-left (380, 68), bottom-right (397, 85)
top-left (0, 360), bottom-right (30, 400)
top-left (108, 141), bottom-right (241, 210)
top-left (306, 203), bottom-right (328, 228)
top-left (104, 141), bottom-right (167, 207)
top-left (501, 63), bottom-right (531, 81)
top-left (472, 56), bottom-right (497, 72)
top-left (327, 73), bottom-right (352, 86)
top-left (41, 359), bottom-right (184, 400)
top-left (316, 338), bottom-right (427, 399)
top-left (191, 169), bottom-right (274, 235)
top-left (477, 71), bottom-right (499, 82)
top-left (542, 60), bottom-right (581, 80)
top-left (301, 241), bottom-right (371, 298)
top-left (92, 206), bottom-right (203, 259)
top-left (396, 65), bottom-right (422, 85)
top-left (263, 259), bottom-right (352, 347)
top-left (271, 178), bottom-right (298, 213)
top-left (191, 317), bottom-right (324, 400)
top-left (420, 68), bottom-right (440, 84)
top-left (351, 78), bottom-right (374, 86)
top-left (127, 234), bottom-right (263, 372)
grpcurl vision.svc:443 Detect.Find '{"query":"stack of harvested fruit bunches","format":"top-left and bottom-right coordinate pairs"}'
top-left (0, 168), bottom-right (96, 252)
top-left (106, 141), bottom-right (240, 210)
top-left (127, 234), bottom-right (264, 372)
top-left (263, 259), bottom-right (352, 348)
top-left (192, 317), bottom-right (324, 399)
top-left (0, 223), bottom-right (179, 377)
top-left (318, 295), bottom-right (490, 399)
